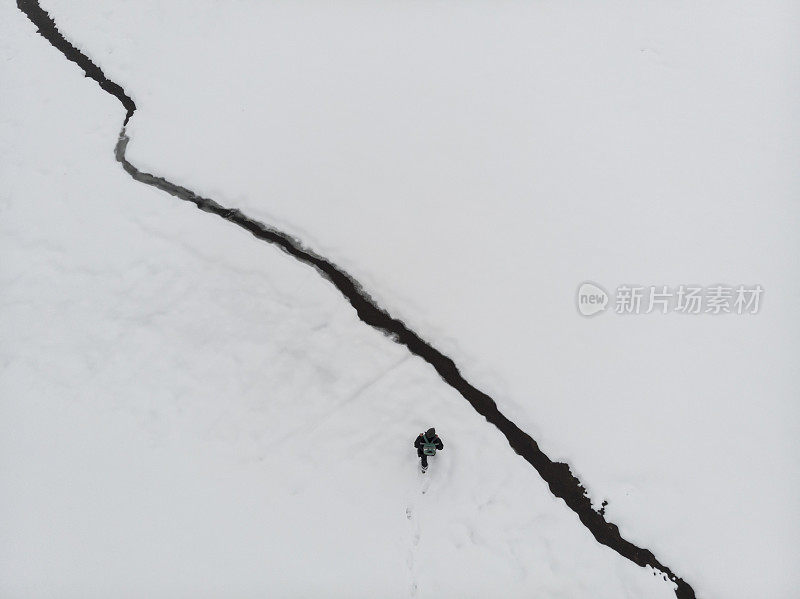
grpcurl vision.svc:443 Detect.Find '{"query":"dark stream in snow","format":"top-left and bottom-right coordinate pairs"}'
top-left (16, 2), bottom-right (697, 597)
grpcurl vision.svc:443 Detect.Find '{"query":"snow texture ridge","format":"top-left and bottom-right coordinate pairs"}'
top-left (16, 1), bottom-right (697, 597)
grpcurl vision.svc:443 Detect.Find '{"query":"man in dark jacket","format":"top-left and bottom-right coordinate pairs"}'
top-left (414, 427), bottom-right (443, 472)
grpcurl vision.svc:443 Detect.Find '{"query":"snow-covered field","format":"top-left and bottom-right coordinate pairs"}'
top-left (2, 1), bottom-right (799, 597)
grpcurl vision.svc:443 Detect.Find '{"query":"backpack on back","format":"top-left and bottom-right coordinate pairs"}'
top-left (421, 433), bottom-right (437, 456)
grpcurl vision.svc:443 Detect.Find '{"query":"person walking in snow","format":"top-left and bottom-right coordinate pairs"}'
top-left (414, 427), bottom-right (443, 472)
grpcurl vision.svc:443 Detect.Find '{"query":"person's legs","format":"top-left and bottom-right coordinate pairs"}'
top-left (417, 447), bottom-right (429, 469)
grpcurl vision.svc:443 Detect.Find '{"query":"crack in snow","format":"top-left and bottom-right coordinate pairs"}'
top-left (16, 2), bottom-right (698, 597)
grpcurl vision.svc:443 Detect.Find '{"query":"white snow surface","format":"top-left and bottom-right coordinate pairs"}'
top-left (2, 1), bottom-right (800, 597)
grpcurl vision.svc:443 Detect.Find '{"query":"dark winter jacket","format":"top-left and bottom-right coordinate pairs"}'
top-left (414, 433), bottom-right (443, 451)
